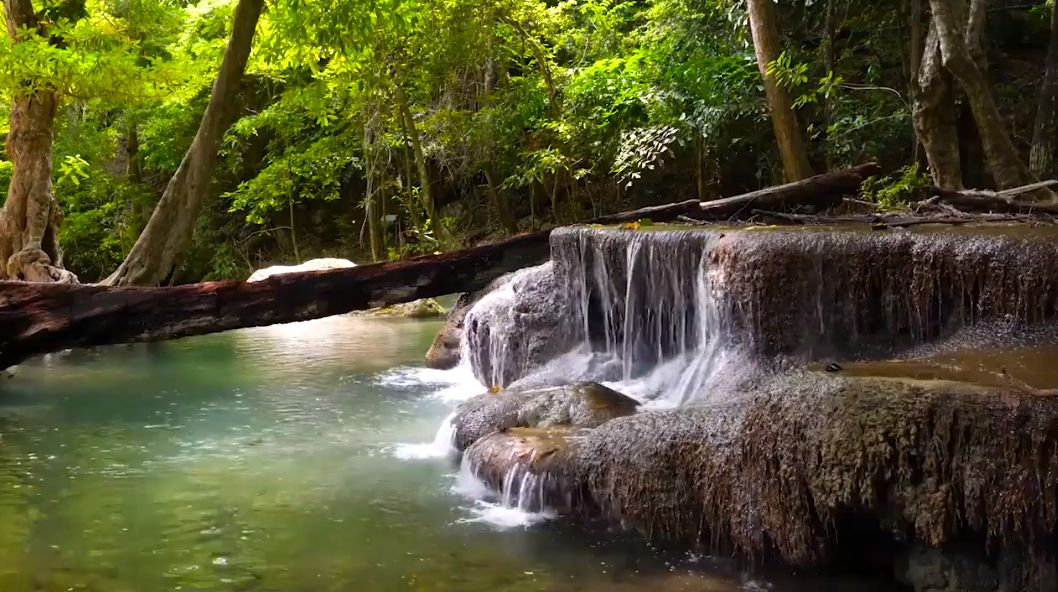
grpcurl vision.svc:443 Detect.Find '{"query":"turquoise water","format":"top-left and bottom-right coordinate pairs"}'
top-left (0, 316), bottom-right (892, 591)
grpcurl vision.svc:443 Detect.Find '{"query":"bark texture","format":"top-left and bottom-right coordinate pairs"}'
top-left (746, 0), bottom-right (814, 183)
top-left (928, 0), bottom-right (1054, 200)
top-left (912, 19), bottom-right (964, 188)
top-left (1030, 4), bottom-right (1058, 178)
top-left (364, 116), bottom-right (384, 261)
top-left (0, 0), bottom-right (77, 283)
top-left (103, 0), bottom-right (265, 286)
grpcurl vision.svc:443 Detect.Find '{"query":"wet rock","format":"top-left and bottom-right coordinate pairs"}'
top-left (452, 382), bottom-right (639, 451)
top-left (425, 293), bottom-right (476, 370)
top-left (461, 372), bottom-right (1058, 590)
top-left (357, 298), bottom-right (447, 319)
top-left (463, 262), bottom-right (578, 387)
top-left (548, 226), bottom-right (1058, 365)
top-left (463, 427), bottom-right (584, 512)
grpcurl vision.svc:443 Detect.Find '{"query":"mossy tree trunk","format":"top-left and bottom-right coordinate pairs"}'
top-left (746, 0), bottom-right (814, 183)
top-left (0, 0), bottom-right (77, 283)
top-left (103, 0), bottom-right (264, 286)
top-left (1030, 2), bottom-right (1058, 178)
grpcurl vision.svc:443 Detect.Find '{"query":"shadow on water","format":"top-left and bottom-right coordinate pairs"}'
top-left (0, 316), bottom-right (899, 591)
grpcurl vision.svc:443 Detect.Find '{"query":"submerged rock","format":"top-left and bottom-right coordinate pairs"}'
top-left (357, 298), bottom-right (447, 319)
top-left (452, 382), bottom-right (639, 451)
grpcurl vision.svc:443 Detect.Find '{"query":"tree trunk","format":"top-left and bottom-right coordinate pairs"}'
top-left (103, 0), bottom-right (265, 286)
top-left (125, 124), bottom-right (142, 184)
top-left (928, 0), bottom-right (1055, 201)
top-left (908, 0), bottom-right (923, 163)
top-left (696, 162), bottom-right (880, 219)
top-left (0, 0), bottom-right (77, 283)
top-left (695, 135), bottom-right (706, 200)
top-left (484, 167), bottom-right (517, 234)
top-left (823, 0), bottom-right (836, 171)
top-left (1030, 3), bottom-right (1058, 178)
top-left (912, 17), bottom-right (964, 188)
top-left (364, 117), bottom-right (384, 261)
top-left (746, 0), bottom-right (814, 182)
top-left (395, 85), bottom-right (449, 245)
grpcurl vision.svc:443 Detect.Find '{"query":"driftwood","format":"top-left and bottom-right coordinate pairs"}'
top-left (695, 162), bottom-right (881, 219)
top-left (0, 163), bottom-right (882, 367)
top-left (750, 209), bottom-right (1042, 229)
top-left (920, 180), bottom-right (1058, 213)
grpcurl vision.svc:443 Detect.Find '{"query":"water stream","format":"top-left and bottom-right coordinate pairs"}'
top-left (0, 315), bottom-right (898, 592)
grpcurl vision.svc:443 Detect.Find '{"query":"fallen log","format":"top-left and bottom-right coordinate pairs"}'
top-left (920, 180), bottom-right (1058, 213)
top-left (750, 209), bottom-right (1042, 228)
top-left (695, 162), bottom-right (881, 219)
top-left (0, 232), bottom-right (553, 369)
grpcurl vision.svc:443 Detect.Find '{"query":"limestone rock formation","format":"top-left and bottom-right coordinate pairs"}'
top-left (463, 262), bottom-right (578, 387)
top-left (457, 371), bottom-right (1058, 592)
top-left (425, 293), bottom-right (475, 369)
top-left (452, 382), bottom-right (639, 451)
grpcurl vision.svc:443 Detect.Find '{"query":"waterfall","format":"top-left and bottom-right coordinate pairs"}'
top-left (553, 227), bottom-right (747, 406)
top-left (463, 227), bottom-right (749, 406)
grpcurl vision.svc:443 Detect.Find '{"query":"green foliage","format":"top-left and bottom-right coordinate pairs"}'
top-left (0, 0), bottom-right (1046, 281)
top-left (860, 164), bottom-right (931, 211)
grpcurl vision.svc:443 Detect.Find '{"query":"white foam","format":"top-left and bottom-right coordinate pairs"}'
top-left (390, 413), bottom-right (457, 460)
top-left (451, 461), bottom-right (556, 530)
top-left (458, 500), bottom-right (556, 530)
top-left (376, 360), bottom-right (482, 402)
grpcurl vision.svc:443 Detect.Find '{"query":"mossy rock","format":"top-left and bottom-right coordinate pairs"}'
top-left (453, 382), bottom-right (639, 451)
top-left (360, 298), bottom-right (448, 319)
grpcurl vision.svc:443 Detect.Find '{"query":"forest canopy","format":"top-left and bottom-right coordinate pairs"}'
top-left (0, 0), bottom-right (1054, 284)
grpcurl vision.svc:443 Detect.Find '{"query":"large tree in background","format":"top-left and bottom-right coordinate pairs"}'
top-left (0, 0), bottom-right (78, 282)
top-left (104, 0), bottom-right (265, 286)
top-left (911, 1), bottom-right (964, 189)
top-left (926, 0), bottom-right (1054, 200)
top-left (746, 0), bottom-right (813, 183)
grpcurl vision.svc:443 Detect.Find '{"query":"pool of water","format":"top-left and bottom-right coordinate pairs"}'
top-left (0, 316), bottom-right (895, 592)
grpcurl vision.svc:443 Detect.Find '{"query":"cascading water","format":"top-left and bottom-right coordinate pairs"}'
top-left (554, 227), bottom-right (749, 406)
top-left (463, 227), bottom-right (750, 407)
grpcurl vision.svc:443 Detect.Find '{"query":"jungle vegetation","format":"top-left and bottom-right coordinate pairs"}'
top-left (0, 0), bottom-right (1054, 284)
